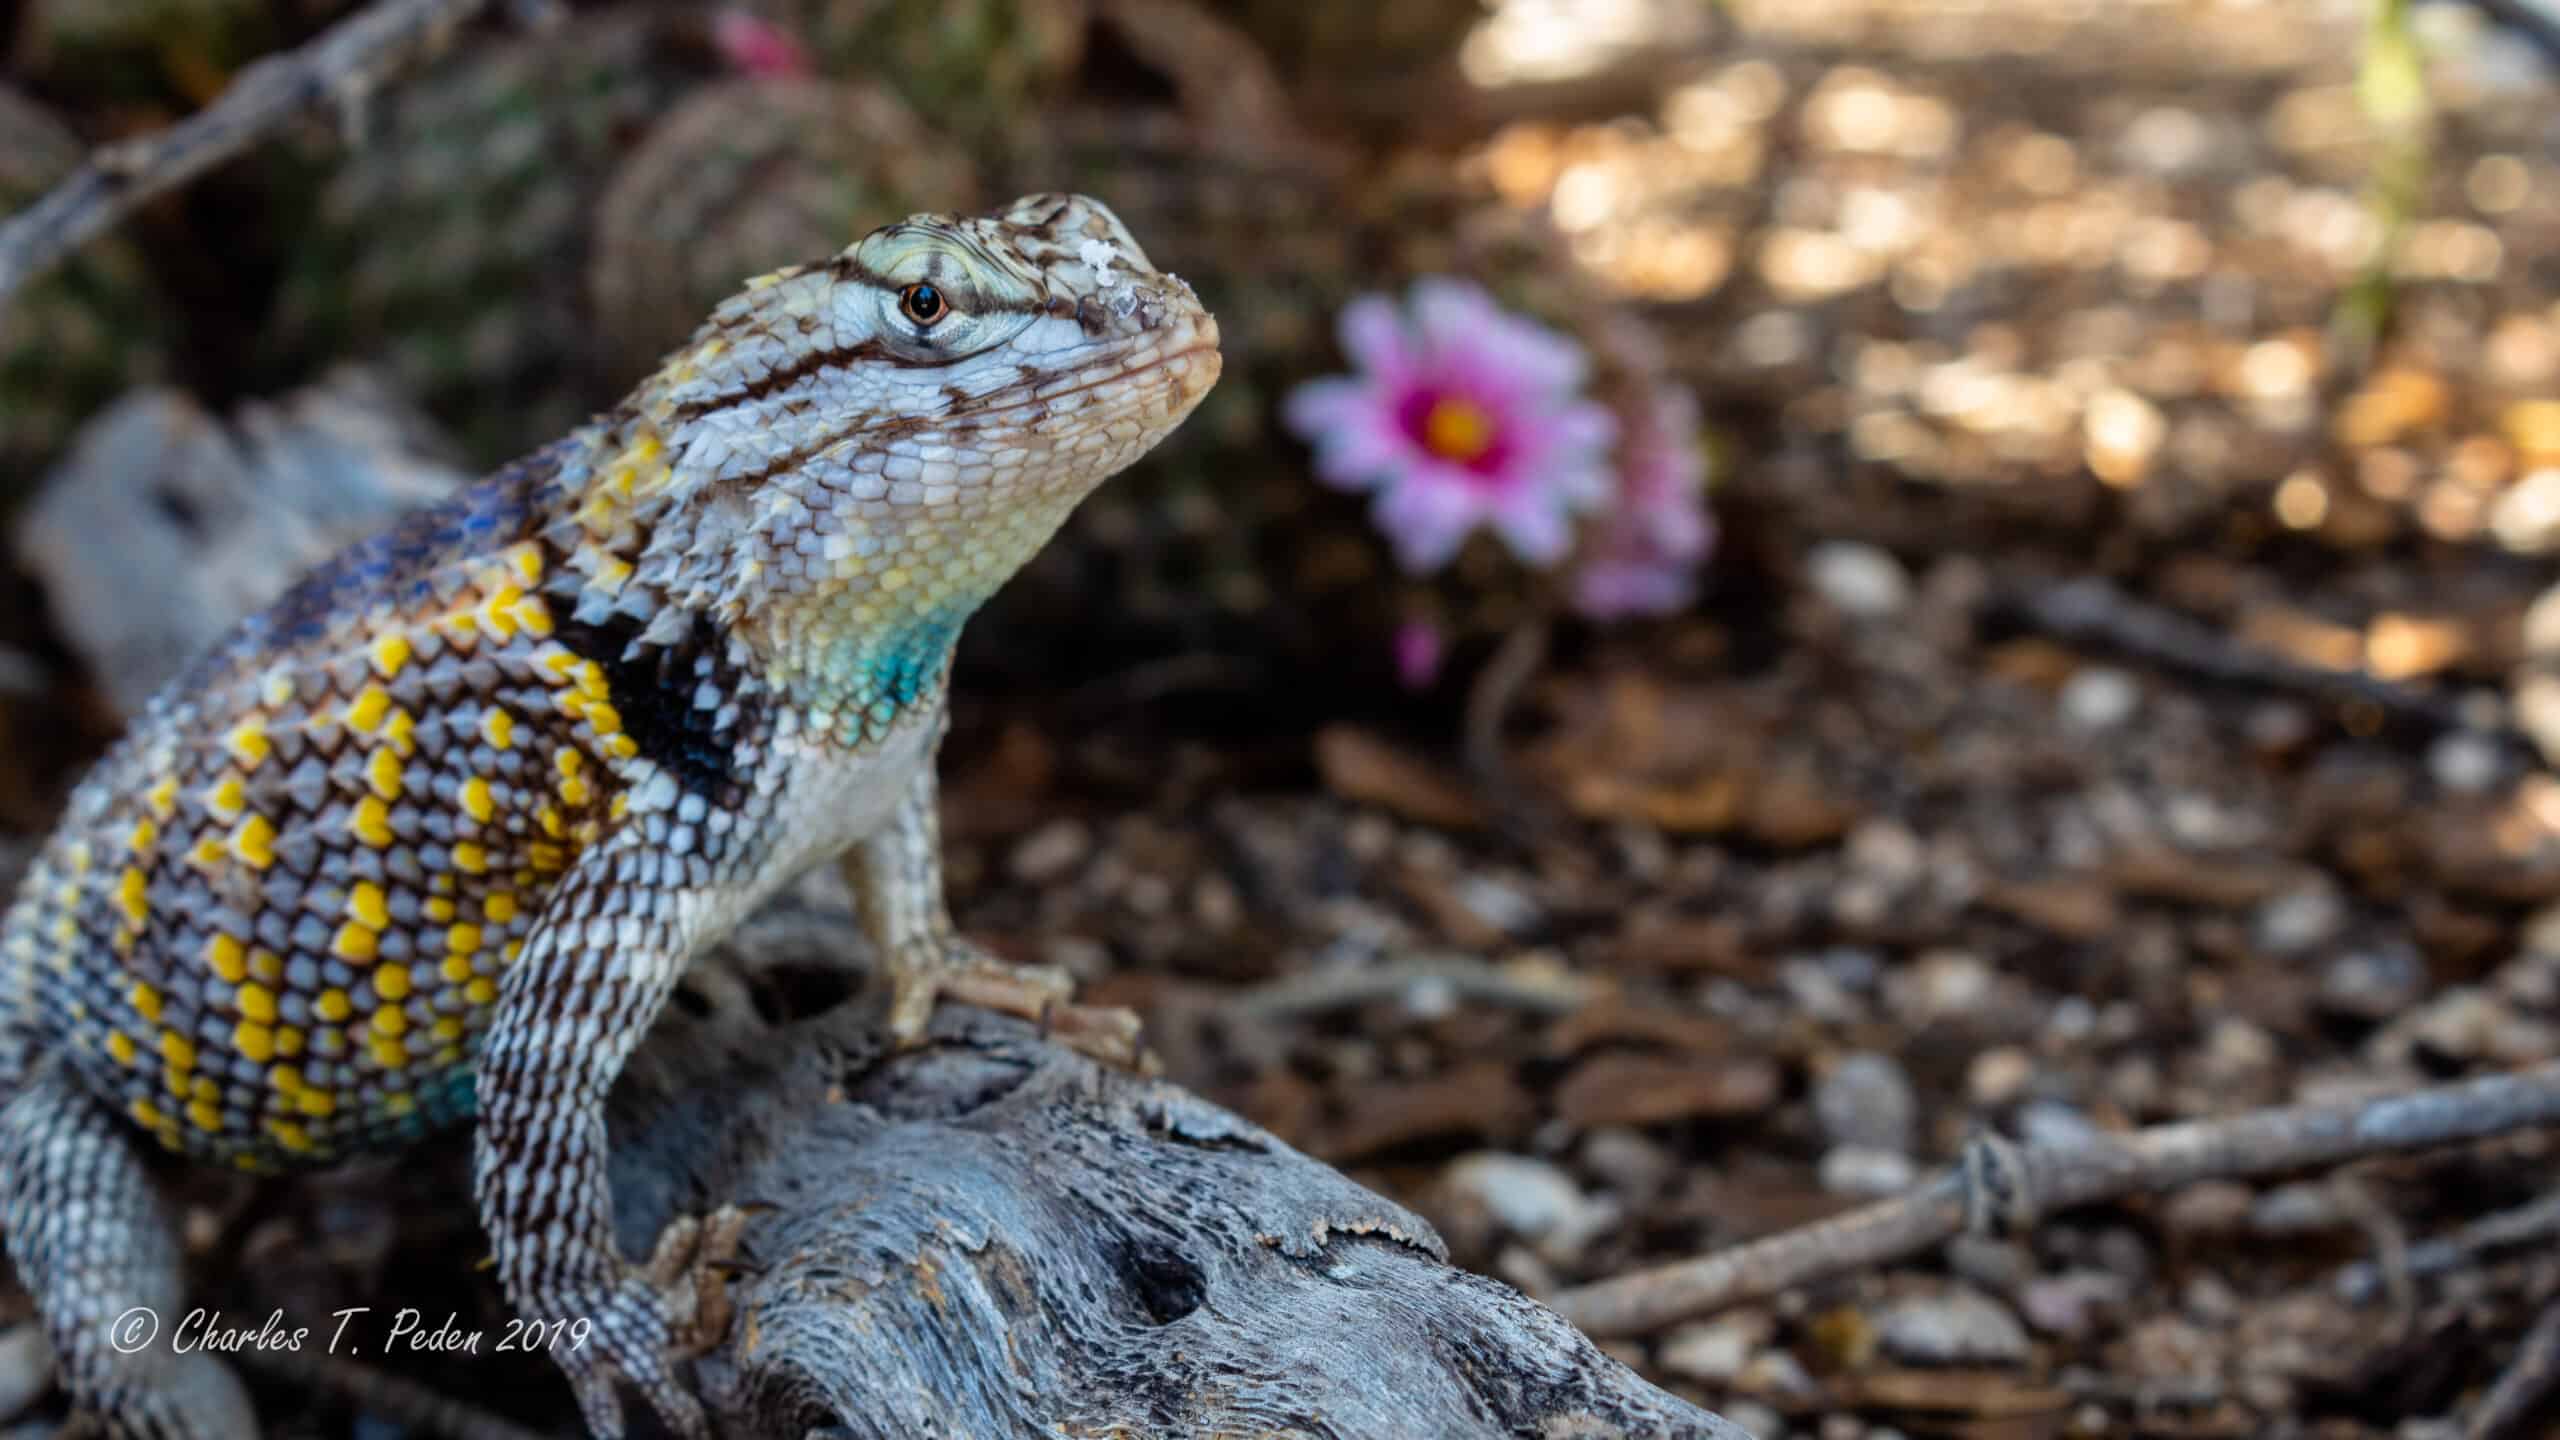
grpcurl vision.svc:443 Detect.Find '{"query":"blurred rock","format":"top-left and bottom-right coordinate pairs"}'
top-left (1814, 1052), bottom-right (1919, 1153)
top-left (1439, 1151), bottom-right (1619, 1267)
top-left (1876, 1287), bottom-right (2032, 1366)
top-left (2058, 666), bottom-right (2140, 732)
top-left (2254, 883), bottom-right (2346, 957)
top-left (2426, 731), bottom-right (2506, 795)
top-left (2318, 945), bottom-right (2424, 1022)
top-left (2018, 1270), bottom-right (2133, 1340)
top-left (1658, 1312), bottom-right (1776, 1387)
top-left (1807, 541), bottom-right (1912, 619)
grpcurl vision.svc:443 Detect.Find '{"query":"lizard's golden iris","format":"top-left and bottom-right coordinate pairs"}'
top-left (899, 282), bottom-right (948, 327)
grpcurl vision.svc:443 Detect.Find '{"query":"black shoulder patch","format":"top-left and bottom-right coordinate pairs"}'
top-left (552, 605), bottom-right (756, 803)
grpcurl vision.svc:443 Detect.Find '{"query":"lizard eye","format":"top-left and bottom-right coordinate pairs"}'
top-left (899, 283), bottom-right (948, 327)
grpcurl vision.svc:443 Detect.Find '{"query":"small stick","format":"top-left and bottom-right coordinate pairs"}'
top-left (1996, 577), bottom-right (2484, 738)
top-left (2470, 1295), bottom-right (2560, 1440)
top-left (1556, 1063), bottom-right (2560, 1337)
top-left (2336, 1187), bottom-right (2560, 1303)
top-left (0, 0), bottom-right (494, 309)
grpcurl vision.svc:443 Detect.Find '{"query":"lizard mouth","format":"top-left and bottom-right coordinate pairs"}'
top-left (962, 336), bottom-right (1222, 430)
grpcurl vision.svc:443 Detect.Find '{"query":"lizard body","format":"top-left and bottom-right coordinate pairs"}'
top-left (0, 193), bottom-right (1218, 1436)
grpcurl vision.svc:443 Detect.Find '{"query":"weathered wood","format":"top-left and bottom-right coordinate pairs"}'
top-left (612, 889), bottom-right (1743, 1440)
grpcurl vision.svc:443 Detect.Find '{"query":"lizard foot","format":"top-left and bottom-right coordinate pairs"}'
top-left (543, 1206), bottom-right (754, 1440)
top-left (883, 936), bottom-right (1144, 1069)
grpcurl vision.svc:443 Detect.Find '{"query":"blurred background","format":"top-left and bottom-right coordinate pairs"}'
top-left (10, 0), bottom-right (2560, 1434)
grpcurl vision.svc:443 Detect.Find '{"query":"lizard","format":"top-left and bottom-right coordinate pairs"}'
top-left (0, 191), bottom-right (1220, 1437)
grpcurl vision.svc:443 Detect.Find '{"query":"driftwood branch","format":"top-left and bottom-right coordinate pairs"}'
top-left (1555, 1061), bottom-right (2560, 1339)
top-left (0, 0), bottom-right (493, 308)
top-left (610, 893), bottom-right (1742, 1439)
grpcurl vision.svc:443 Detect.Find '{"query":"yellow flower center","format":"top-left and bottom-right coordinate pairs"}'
top-left (1421, 396), bottom-right (1498, 465)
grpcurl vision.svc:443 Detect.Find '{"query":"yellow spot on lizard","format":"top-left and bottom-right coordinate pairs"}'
top-left (350, 796), bottom-right (393, 849)
top-left (331, 923), bottom-right (379, 964)
top-left (231, 814), bottom-right (277, 870)
top-left (365, 748), bottom-right (405, 802)
top-left (369, 631), bottom-right (413, 681)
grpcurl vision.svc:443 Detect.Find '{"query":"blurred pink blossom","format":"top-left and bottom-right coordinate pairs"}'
top-left (1571, 380), bottom-right (1716, 619)
top-left (1284, 280), bottom-right (1615, 573)
top-left (713, 10), bottom-right (812, 76)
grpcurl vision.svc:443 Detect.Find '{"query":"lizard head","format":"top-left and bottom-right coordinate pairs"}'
top-left (568, 193), bottom-right (1221, 739)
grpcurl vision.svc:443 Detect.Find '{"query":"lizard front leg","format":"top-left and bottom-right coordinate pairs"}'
top-left (472, 832), bottom-right (747, 1439)
top-left (841, 728), bottom-right (1142, 1067)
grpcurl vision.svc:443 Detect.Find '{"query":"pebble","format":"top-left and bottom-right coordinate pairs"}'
top-left (1845, 820), bottom-right (1926, 885)
top-left (1891, 949), bottom-right (1994, 1026)
top-left (1439, 1152), bottom-right (1618, 1266)
top-left (2198, 1016), bottom-right (2279, 1085)
top-left (2527, 581), bottom-right (2560, 656)
top-left (2319, 945), bottom-right (2423, 1021)
top-left (1814, 1052), bottom-right (1920, 1153)
top-left (1009, 818), bottom-right (1092, 884)
top-left (1580, 1127), bottom-right (1675, 1199)
top-left (2428, 730), bottom-right (2506, 795)
top-left (1455, 873), bottom-right (1542, 935)
top-left (2387, 985), bottom-right (2560, 1066)
top-left (1737, 1348), bottom-right (1819, 1401)
top-left (2517, 674), bottom-right (2560, 767)
top-left (2522, 899), bottom-right (2560, 957)
top-left (1722, 1400), bottom-right (1785, 1439)
top-left (1875, 1286), bottom-right (2032, 1366)
top-left (1819, 1143), bottom-right (1919, 1198)
top-left (2058, 666), bottom-right (2140, 731)
top-left (1778, 957), bottom-right (1863, 1026)
top-left (1807, 540), bottom-right (1912, 618)
top-left (1657, 1312), bottom-right (1775, 1385)
top-left (0, 1326), bottom-right (51, 1430)
top-left (2018, 1270), bottom-right (2133, 1340)
top-left (1966, 1046), bottom-right (2035, 1107)
top-left (2254, 883), bottom-right (2346, 957)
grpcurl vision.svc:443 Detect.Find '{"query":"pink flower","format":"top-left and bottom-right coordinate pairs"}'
top-left (1572, 380), bottom-right (1716, 619)
top-left (1285, 280), bottom-right (1615, 574)
top-left (713, 10), bottom-right (812, 77)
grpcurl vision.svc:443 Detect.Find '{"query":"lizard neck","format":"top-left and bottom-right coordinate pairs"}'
top-left (537, 408), bottom-right (1095, 751)
top-left (740, 484), bottom-right (1088, 747)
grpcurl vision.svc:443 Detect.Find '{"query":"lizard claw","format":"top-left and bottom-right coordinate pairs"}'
top-left (882, 936), bottom-right (1145, 1069)
top-left (543, 1205), bottom-right (757, 1439)
top-left (550, 1272), bottom-right (708, 1440)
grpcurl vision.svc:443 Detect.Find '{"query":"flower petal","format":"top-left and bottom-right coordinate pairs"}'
top-left (1287, 377), bottom-right (1430, 491)
top-left (1336, 294), bottom-right (1415, 385)
top-left (1374, 474), bottom-right (1486, 573)
top-left (1487, 490), bottom-right (1575, 566)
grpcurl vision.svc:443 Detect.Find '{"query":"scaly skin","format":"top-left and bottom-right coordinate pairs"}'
top-left (0, 193), bottom-right (1220, 1437)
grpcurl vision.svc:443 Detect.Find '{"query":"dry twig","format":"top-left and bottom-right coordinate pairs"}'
top-left (1556, 1062), bottom-right (2560, 1337)
top-left (0, 0), bottom-right (495, 309)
